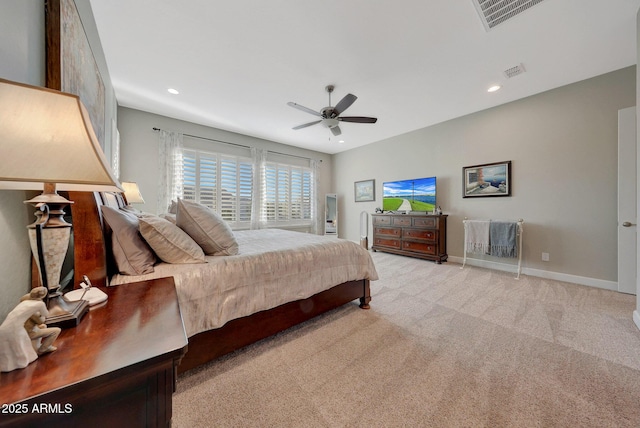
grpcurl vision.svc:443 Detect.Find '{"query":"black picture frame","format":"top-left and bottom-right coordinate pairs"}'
top-left (463, 161), bottom-right (512, 198)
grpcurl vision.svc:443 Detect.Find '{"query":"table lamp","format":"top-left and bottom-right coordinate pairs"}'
top-left (121, 181), bottom-right (145, 204)
top-left (0, 78), bottom-right (122, 328)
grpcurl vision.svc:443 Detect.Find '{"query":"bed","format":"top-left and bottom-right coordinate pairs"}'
top-left (68, 191), bottom-right (378, 373)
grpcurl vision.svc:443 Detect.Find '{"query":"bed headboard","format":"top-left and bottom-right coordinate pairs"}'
top-left (68, 191), bottom-right (125, 288)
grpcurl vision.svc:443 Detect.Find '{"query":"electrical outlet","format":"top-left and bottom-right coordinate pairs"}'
top-left (542, 252), bottom-right (550, 262)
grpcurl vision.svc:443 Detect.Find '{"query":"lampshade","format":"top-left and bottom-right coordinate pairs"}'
top-left (121, 181), bottom-right (145, 204)
top-left (0, 78), bottom-right (121, 192)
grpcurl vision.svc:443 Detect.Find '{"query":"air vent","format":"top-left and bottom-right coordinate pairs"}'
top-left (472, 0), bottom-right (546, 31)
top-left (503, 63), bottom-right (526, 78)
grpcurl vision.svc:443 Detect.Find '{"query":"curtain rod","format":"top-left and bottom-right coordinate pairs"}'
top-left (152, 127), bottom-right (319, 162)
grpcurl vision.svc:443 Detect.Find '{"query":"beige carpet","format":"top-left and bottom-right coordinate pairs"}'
top-left (173, 251), bottom-right (640, 427)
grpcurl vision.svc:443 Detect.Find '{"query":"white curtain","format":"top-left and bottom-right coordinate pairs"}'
top-left (250, 147), bottom-right (267, 229)
top-left (310, 159), bottom-right (321, 235)
top-left (157, 130), bottom-right (183, 214)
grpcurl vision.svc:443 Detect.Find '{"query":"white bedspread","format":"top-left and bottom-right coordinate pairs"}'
top-left (110, 229), bottom-right (378, 337)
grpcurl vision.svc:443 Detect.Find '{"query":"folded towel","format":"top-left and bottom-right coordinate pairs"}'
top-left (466, 220), bottom-right (490, 254)
top-left (490, 221), bottom-right (518, 258)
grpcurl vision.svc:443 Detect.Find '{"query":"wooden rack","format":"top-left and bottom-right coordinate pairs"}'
top-left (461, 218), bottom-right (524, 279)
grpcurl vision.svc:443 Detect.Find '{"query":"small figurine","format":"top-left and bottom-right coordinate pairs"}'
top-left (0, 287), bottom-right (60, 372)
top-left (21, 287), bottom-right (60, 355)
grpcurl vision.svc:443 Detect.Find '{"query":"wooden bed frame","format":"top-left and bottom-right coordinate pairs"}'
top-left (68, 191), bottom-right (372, 373)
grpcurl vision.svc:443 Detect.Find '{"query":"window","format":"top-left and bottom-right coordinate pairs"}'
top-left (181, 148), bottom-right (315, 230)
top-left (182, 149), bottom-right (253, 228)
top-left (263, 162), bottom-right (313, 226)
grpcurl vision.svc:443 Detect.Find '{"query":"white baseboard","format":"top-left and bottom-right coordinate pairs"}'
top-left (448, 255), bottom-right (618, 291)
top-left (634, 311), bottom-right (640, 331)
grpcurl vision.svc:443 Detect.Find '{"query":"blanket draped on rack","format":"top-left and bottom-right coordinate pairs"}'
top-left (489, 221), bottom-right (518, 258)
top-left (465, 220), bottom-right (490, 254)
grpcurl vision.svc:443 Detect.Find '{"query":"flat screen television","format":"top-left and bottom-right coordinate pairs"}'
top-left (382, 176), bottom-right (436, 212)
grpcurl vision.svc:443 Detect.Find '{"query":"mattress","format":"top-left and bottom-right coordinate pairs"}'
top-left (110, 229), bottom-right (378, 337)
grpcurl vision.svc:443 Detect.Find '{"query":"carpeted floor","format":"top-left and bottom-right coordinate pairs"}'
top-left (173, 251), bottom-right (640, 427)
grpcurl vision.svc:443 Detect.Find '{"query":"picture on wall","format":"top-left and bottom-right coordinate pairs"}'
top-left (46, 0), bottom-right (106, 149)
top-left (463, 161), bottom-right (512, 198)
top-left (354, 179), bottom-right (375, 202)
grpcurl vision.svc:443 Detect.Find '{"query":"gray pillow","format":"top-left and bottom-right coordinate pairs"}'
top-left (138, 215), bottom-right (206, 264)
top-left (176, 199), bottom-right (239, 256)
top-left (101, 206), bottom-right (156, 275)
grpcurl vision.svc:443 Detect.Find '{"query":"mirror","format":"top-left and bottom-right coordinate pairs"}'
top-left (325, 194), bottom-right (337, 235)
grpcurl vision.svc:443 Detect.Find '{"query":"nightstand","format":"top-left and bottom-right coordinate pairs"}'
top-left (0, 277), bottom-right (187, 428)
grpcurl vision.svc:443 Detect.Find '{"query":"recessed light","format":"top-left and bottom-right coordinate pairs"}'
top-left (167, 88), bottom-right (179, 95)
top-left (339, 140), bottom-right (345, 144)
top-left (487, 85), bottom-right (501, 93)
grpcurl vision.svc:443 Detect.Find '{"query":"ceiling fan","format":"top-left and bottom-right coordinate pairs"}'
top-left (287, 85), bottom-right (377, 137)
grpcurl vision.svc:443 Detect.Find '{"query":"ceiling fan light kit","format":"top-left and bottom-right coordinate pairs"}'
top-left (288, 85), bottom-right (377, 137)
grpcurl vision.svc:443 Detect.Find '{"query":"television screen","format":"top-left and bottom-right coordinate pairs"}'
top-left (382, 176), bottom-right (436, 212)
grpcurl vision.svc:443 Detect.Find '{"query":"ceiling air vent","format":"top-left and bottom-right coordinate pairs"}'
top-left (472, 0), bottom-right (546, 31)
top-left (503, 63), bottom-right (526, 79)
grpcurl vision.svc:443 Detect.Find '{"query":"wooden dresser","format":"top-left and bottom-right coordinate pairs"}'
top-left (0, 277), bottom-right (187, 428)
top-left (372, 213), bottom-right (448, 263)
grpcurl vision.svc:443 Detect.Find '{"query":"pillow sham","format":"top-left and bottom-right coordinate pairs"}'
top-left (138, 215), bottom-right (206, 264)
top-left (100, 206), bottom-right (156, 275)
top-left (176, 199), bottom-right (239, 256)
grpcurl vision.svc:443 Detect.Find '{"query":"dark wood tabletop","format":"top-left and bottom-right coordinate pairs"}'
top-left (0, 276), bottom-right (187, 409)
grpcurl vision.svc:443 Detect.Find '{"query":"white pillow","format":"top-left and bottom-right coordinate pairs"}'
top-left (176, 199), bottom-right (239, 256)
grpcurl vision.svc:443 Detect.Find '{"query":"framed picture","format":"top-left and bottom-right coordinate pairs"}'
top-left (354, 179), bottom-right (375, 202)
top-left (463, 161), bottom-right (512, 198)
top-left (46, 0), bottom-right (106, 149)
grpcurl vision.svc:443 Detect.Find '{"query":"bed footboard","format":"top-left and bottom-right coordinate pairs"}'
top-left (179, 279), bottom-right (370, 373)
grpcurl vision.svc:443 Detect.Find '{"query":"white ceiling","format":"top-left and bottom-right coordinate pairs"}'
top-left (89, 0), bottom-right (640, 155)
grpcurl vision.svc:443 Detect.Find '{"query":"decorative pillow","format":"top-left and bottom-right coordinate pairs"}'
top-left (100, 206), bottom-right (156, 275)
top-left (138, 215), bottom-right (206, 264)
top-left (176, 199), bottom-right (239, 256)
top-left (161, 213), bottom-right (177, 224)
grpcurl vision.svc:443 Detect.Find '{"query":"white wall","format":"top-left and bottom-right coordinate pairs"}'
top-left (334, 67), bottom-right (636, 288)
top-left (116, 107), bottom-right (334, 224)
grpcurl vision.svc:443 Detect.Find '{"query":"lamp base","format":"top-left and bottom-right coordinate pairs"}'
top-left (45, 294), bottom-right (89, 329)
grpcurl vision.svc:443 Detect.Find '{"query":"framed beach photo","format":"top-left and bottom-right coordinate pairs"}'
top-left (463, 161), bottom-right (512, 198)
top-left (354, 179), bottom-right (375, 202)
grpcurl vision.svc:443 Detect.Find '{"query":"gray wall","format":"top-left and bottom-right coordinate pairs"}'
top-left (636, 7), bottom-right (640, 319)
top-left (0, 0), bottom-right (114, 320)
top-left (117, 107), bottom-right (334, 223)
top-left (334, 67), bottom-right (636, 288)
top-left (0, 1), bottom-right (46, 320)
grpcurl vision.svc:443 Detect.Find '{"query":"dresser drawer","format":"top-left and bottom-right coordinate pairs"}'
top-left (374, 237), bottom-right (401, 249)
top-left (392, 216), bottom-right (412, 226)
top-left (412, 217), bottom-right (436, 228)
top-left (403, 229), bottom-right (437, 241)
top-left (373, 216), bottom-right (391, 225)
top-left (374, 227), bottom-right (401, 237)
top-left (402, 241), bottom-right (436, 254)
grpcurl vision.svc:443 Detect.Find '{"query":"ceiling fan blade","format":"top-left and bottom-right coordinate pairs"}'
top-left (332, 94), bottom-right (357, 117)
top-left (330, 125), bottom-right (342, 136)
top-left (338, 116), bottom-right (378, 124)
top-left (287, 102), bottom-right (322, 117)
top-left (292, 120), bottom-right (322, 130)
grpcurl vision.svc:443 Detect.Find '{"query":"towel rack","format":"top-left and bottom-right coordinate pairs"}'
top-left (461, 218), bottom-right (524, 279)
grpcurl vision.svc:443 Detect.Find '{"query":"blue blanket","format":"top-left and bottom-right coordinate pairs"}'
top-left (489, 221), bottom-right (517, 258)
